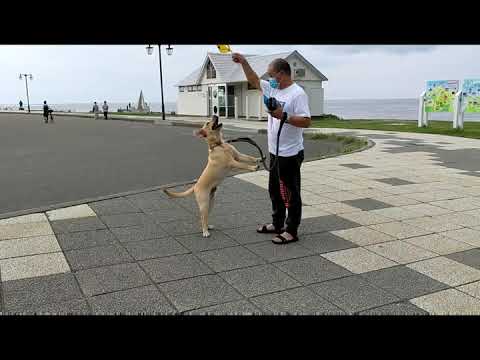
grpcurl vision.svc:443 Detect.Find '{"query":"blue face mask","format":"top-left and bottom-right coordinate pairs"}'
top-left (269, 78), bottom-right (279, 89)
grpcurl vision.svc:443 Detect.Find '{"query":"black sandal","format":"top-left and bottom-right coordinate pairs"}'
top-left (272, 233), bottom-right (299, 245)
top-left (257, 224), bottom-right (283, 234)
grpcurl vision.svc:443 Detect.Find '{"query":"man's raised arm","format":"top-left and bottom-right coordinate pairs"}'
top-left (232, 53), bottom-right (260, 90)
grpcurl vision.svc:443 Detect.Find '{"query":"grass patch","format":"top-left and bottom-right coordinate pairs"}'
top-left (311, 115), bottom-right (480, 139)
top-left (110, 112), bottom-right (165, 116)
top-left (306, 132), bottom-right (369, 155)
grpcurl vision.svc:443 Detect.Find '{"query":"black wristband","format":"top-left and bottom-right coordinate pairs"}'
top-left (282, 112), bottom-right (288, 122)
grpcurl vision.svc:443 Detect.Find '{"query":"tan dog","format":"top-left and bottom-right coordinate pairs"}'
top-left (164, 116), bottom-right (261, 237)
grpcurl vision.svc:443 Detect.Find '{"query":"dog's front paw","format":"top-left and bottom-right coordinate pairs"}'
top-left (203, 230), bottom-right (211, 238)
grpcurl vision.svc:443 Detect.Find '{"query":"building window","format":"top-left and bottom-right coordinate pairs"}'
top-left (196, 85), bottom-right (202, 91)
top-left (206, 61), bottom-right (216, 79)
top-left (179, 86), bottom-right (184, 92)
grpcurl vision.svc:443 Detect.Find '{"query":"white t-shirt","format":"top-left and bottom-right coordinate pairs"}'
top-left (259, 79), bottom-right (311, 157)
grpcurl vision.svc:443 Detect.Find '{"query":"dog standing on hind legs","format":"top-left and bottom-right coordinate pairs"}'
top-left (163, 115), bottom-right (262, 237)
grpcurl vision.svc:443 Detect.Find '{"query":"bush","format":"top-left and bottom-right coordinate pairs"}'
top-left (312, 114), bottom-right (343, 121)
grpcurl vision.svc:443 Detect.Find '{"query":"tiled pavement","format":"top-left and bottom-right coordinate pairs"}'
top-left (2, 127), bottom-right (480, 315)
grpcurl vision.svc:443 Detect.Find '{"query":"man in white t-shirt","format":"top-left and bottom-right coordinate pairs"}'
top-left (232, 53), bottom-right (311, 244)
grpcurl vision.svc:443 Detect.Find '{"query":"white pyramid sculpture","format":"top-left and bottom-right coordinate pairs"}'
top-left (136, 90), bottom-right (146, 112)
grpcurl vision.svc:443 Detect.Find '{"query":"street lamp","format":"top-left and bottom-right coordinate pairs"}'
top-left (19, 73), bottom-right (33, 113)
top-left (146, 44), bottom-right (174, 121)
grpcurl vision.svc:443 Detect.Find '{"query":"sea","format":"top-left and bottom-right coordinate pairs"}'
top-left (1, 99), bottom-right (479, 121)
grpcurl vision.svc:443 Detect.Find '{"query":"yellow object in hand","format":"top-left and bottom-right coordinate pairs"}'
top-left (217, 45), bottom-right (232, 53)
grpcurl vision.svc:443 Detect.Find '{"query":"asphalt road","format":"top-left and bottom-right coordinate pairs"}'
top-left (0, 113), bottom-right (344, 216)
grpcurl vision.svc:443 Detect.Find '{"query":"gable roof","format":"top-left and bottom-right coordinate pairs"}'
top-left (175, 50), bottom-right (328, 86)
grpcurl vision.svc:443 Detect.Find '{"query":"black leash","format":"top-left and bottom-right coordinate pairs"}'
top-left (226, 117), bottom-right (286, 173)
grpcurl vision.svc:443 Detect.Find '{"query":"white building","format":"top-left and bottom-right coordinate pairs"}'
top-left (175, 50), bottom-right (328, 119)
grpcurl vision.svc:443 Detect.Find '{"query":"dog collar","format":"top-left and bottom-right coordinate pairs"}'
top-left (209, 142), bottom-right (224, 150)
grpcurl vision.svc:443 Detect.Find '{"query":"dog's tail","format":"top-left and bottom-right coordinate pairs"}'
top-left (163, 185), bottom-right (195, 198)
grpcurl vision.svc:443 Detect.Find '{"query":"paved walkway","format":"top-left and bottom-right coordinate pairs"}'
top-left (2, 118), bottom-right (480, 315)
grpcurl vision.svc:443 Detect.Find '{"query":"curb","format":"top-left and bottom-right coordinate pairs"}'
top-left (0, 179), bottom-right (197, 220)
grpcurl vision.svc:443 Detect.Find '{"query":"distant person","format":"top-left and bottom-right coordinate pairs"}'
top-left (102, 101), bottom-right (109, 119)
top-left (42, 101), bottom-right (49, 123)
top-left (128, 102), bottom-right (131, 111)
top-left (93, 102), bottom-right (99, 120)
top-left (19, 100), bottom-right (23, 110)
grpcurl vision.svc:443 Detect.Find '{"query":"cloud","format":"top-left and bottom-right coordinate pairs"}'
top-left (321, 45), bottom-right (438, 55)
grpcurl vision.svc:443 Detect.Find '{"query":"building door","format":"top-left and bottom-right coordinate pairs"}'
top-left (209, 86), bottom-right (219, 116)
top-left (218, 85), bottom-right (226, 117)
top-left (227, 85), bottom-right (235, 117)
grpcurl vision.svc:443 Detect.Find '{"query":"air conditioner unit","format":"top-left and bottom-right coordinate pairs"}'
top-left (294, 68), bottom-right (305, 78)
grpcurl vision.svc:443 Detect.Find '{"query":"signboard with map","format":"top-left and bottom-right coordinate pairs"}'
top-left (425, 80), bottom-right (459, 112)
top-left (462, 79), bottom-right (480, 113)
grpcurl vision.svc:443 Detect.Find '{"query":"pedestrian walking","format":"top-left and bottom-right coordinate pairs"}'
top-left (102, 101), bottom-right (109, 119)
top-left (43, 101), bottom-right (49, 123)
top-left (93, 102), bottom-right (99, 120)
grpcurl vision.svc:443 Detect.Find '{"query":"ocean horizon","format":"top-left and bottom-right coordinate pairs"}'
top-left (2, 98), bottom-right (479, 121)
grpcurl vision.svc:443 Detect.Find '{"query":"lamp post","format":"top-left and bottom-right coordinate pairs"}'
top-left (146, 44), bottom-right (174, 121)
top-left (19, 73), bottom-right (33, 113)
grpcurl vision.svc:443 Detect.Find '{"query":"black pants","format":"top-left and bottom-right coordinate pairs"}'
top-left (269, 150), bottom-right (304, 236)
top-left (104, 111), bottom-right (108, 119)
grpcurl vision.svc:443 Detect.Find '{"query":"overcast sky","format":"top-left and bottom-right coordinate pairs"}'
top-left (1, 45), bottom-right (478, 105)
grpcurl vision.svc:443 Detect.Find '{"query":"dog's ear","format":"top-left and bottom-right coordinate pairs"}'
top-left (215, 123), bottom-right (223, 130)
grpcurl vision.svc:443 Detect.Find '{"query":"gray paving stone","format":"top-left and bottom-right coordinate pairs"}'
top-left (4, 299), bottom-right (91, 315)
top-left (161, 219), bottom-right (203, 236)
top-left (125, 197), bottom-right (182, 212)
top-left (158, 274), bottom-right (243, 312)
top-left (123, 238), bottom-right (189, 261)
top-left (146, 207), bottom-right (196, 223)
top-left (196, 246), bottom-right (266, 272)
top-left (344, 198), bottom-right (394, 211)
top-left (339, 163), bottom-right (372, 169)
top-left (185, 299), bottom-right (262, 315)
top-left (140, 254), bottom-right (213, 283)
top-left (209, 200), bottom-right (269, 216)
top-left (219, 264), bottom-right (301, 298)
top-left (75, 263), bottom-right (151, 296)
top-left (3, 273), bottom-right (83, 313)
top-left (245, 242), bottom-right (315, 263)
top-left (222, 226), bottom-right (273, 245)
top-left (375, 178), bottom-right (417, 186)
top-left (99, 213), bottom-right (157, 229)
top-left (175, 231), bottom-right (239, 252)
top-left (209, 212), bottom-right (266, 230)
top-left (274, 255), bottom-right (353, 285)
top-left (446, 249), bottom-right (480, 270)
top-left (309, 276), bottom-right (401, 314)
top-left (65, 244), bottom-right (133, 271)
top-left (110, 224), bottom-right (170, 243)
top-left (358, 302), bottom-right (429, 315)
top-left (250, 287), bottom-right (345, 315)
top-left (56, 229), bottom-right (117, 251)
top-left (89, 198), bottom-right (140, 216)
top-left (300, 232), bottom-right (358, 254)
top-left (360, 265), bottom-right (449, 300)
top-left (50, 217), bottom-right (107, 234)
top-left (88, 285), bottom-right (176, 315)
top-left (301, 215), bottom-right (362, 235)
